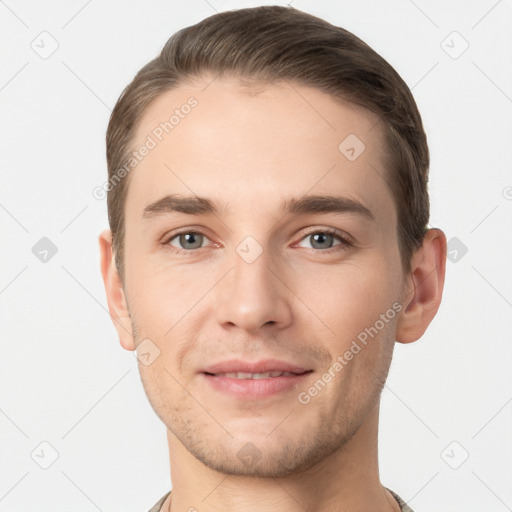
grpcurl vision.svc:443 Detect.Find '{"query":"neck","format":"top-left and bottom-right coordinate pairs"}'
top-left (163, 403), bottom-right (400, 512)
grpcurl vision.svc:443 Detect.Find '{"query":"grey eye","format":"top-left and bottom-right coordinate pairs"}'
top-left (169, 232), bottom-right (206, 250)
top-left (298, 232), bottom-right (342, 250)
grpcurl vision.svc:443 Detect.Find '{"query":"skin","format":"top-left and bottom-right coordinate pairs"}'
top-left (99, 75), bottom-right (446, 512)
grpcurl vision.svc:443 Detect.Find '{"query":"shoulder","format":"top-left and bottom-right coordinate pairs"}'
top-left (386, 488), bottom-right (415, 512)
top-left (147, 490), bottom-right (172, 512)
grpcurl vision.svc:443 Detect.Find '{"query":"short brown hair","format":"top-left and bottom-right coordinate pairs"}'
top-left (106, 5), bottom-right (429, 284)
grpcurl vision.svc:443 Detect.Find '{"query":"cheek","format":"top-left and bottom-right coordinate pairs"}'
top-left (292, 258), bottom-right (399, 340)
top-left (126, 256), bottom-right (210, 334)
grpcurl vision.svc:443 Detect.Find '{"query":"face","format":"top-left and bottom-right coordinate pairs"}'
top-left (120, 76), bottom-right (406, 477)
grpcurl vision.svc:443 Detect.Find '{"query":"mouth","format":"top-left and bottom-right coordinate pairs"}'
top-left (200, 359), bottom-right (313, 399)
top-left (204, 370), bottom-right (307, 379)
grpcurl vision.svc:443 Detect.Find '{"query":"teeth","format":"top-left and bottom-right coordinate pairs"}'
top-left (216, 371), bottom-right (297, 379)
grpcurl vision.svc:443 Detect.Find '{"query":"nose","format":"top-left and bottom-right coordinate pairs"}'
top-left (213, 242), bottom-right (293, 334)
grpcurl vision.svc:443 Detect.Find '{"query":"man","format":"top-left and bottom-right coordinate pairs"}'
top-left (99, 6), bottom-right (446, 511)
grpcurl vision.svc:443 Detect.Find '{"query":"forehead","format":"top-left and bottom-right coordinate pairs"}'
top-left (125, 76), bottom-right (394, 224)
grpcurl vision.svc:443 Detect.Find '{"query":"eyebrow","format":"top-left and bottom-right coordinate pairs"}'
top-left (142, 194), bottom-right (375, 221)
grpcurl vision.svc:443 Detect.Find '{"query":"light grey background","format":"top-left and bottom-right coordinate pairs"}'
top-left (1, 1), bottom-right (511, 511)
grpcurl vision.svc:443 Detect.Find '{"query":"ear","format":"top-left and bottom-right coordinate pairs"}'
top-left (395, 228), bottom-right (447, 344)
top-left (98, 229), bottom-right (135, 351)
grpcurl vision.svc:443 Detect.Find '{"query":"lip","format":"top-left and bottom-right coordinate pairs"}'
top-left (200, 359), bottom-right (313, 399)
top-left (201, 372), bottom-right (312, 399)
top-left (201, 358), bottom-right (310, 375)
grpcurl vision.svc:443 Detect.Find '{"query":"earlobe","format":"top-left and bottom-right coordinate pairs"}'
top-left (98, 229), bottom-right (136, 351)
top-left (395, 228), bottom-right (447, 344)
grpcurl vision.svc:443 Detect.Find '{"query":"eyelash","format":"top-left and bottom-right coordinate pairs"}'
top-left (161, 227), bottom-right (353, 256)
